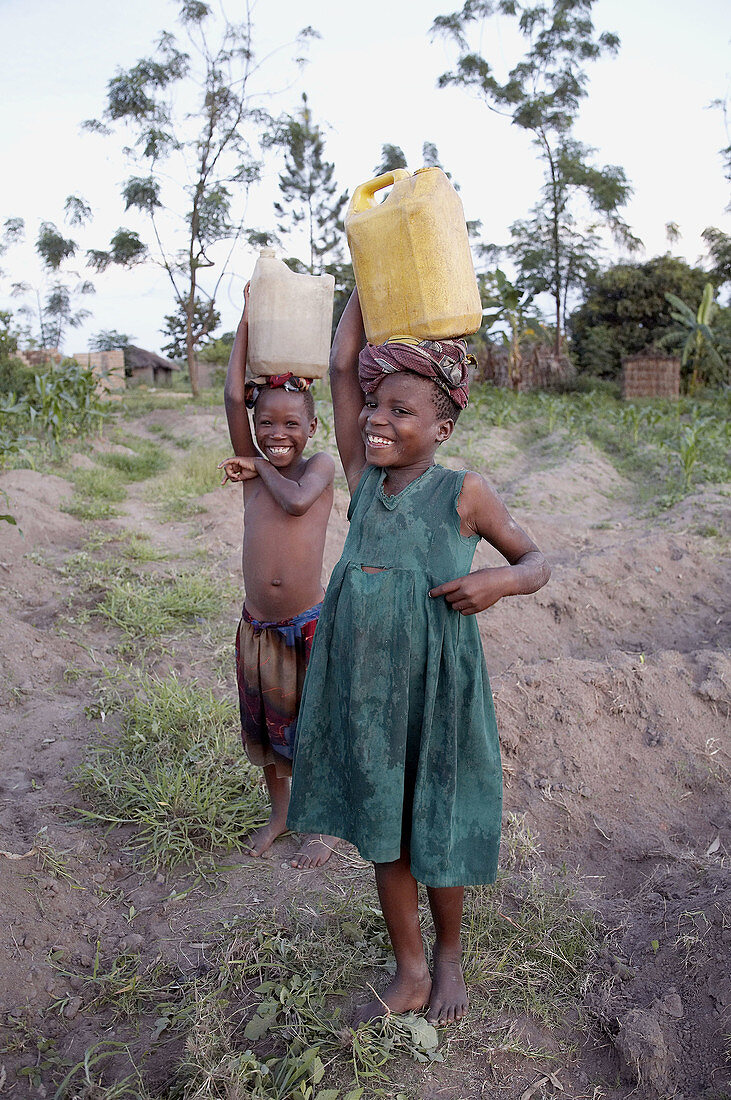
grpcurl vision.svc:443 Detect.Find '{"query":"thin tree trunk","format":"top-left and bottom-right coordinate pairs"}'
top-left (186, 279), bottom-right (198, 397)
top-left (545, 137), bottom-right (562, 357)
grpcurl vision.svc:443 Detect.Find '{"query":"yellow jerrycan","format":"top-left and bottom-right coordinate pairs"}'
top-left (345, 167), bottom-right (482, 345)
top-left (246, 249), bottom-right (335, 380)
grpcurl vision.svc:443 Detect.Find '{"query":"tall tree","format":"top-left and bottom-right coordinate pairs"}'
top-left (83, 1), bottom-right (317, 395)
top-left (89, 330), bottom-right (134, 351)
top-left (432, 0), bottom-right (640, 353)
top-left (269, 93), bottom-right (347, 274)
top-left (9, 199), bottom-right (97, 351)
top-left (373, 144), bottom-right (408, 175)
top-left (161, 297), bottom-right (221, 360)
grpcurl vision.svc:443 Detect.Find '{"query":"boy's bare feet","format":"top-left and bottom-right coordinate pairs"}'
top-left (353, 967), bottom-right (432, 1027)
top-left (246, 816), bottom-right (288, 858)
top-left (291, 834), bottom-right (340, 869)
top-left (426, 947), bottom-right (468, 1025)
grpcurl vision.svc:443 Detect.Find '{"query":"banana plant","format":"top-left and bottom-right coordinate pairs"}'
top-left (664, 282), bottom-right (728, 392)
top-left (482, 269), bottom-right (544, 389)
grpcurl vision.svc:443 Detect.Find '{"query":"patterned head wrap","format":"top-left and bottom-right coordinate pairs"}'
top-left (245, 372), bottom-right (313, 410)
top-left (358, 337), bottom-right (474, 411)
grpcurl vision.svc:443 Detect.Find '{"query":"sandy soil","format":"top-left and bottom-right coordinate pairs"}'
top-left (0, 401), bottom-right (728, 1099)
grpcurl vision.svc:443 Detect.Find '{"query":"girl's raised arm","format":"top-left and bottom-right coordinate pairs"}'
top-left (329, 288), bottom-right (367, 494)
top-left (224, 283), bottom-right (259, 459)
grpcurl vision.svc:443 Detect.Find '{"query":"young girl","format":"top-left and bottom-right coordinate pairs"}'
top-left (287, 290), bottom-right (550, 1026)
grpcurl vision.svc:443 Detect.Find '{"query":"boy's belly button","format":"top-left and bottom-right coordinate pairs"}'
top-left (271, 579), bottom-right (282, 586)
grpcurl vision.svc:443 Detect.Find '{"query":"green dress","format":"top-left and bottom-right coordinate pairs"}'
top-left (287, 463), bottom-right (502, 887)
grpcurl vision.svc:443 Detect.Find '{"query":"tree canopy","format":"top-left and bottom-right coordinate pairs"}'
top-left (432, 0), bottom-right (639, 352)
top-left (568, 256), bottom-right (710, 377)
top-left (8, 198), bottom-right (98, 351)
top-left (268, 93), bottom-right (347, 275)
top-left (83, 1), bottom-right (317, 394)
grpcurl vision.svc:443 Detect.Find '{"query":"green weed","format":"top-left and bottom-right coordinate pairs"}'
top-left (51, 1041), bottom-right (151, 1099)
top-left (51, 941), bottom-right (183, 1023)
top-left (74, 672), bottom-right (265, 869)
top-left (75, 528), bottom-right (168, 564)
top-left (197, 912), bottom-right (439, 1096)
top-left (31, 827), bottom-right (78, 885)
top-left (61, 498), bottom-right (119, 520)
top-left (29, 360), bottom-right (110, 445)
top-left (60, 549), bottom-right (131, 592)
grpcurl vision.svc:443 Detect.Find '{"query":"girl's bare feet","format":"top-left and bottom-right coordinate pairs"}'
top-left (291, 834), bottom-right (340, 869)
top-left (246, 815), bottom-right (288, 857)
top-left (426, 947), bottom-right (468, 1025)
top-left (353, 966), bottom-right (432, 1027)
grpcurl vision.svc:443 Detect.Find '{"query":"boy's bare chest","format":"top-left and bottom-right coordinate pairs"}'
top-left (243, 483), bottom-right (292, 531)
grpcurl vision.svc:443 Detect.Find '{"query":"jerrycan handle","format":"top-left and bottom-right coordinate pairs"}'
top-left (349, 168), bottom-right (411, 213)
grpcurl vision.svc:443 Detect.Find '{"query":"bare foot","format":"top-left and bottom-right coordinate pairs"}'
top-left (426, 948), bottom-right (468, 1025)
top-left (353, 968), bottom-right (432, 1027)
top-left (291, 834), bottom-right (340, 869)
top-left (246, 817), bottom-right (287, 858)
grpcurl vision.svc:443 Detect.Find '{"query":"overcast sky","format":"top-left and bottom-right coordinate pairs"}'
top-left (1, 0), bottom-right (729, 353)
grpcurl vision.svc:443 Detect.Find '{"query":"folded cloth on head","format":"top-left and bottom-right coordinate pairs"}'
top-left (357, 336), bottom-right (474, 410)
top-left (245, 372), bottom-right (313, 409)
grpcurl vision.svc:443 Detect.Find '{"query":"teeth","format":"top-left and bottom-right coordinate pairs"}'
top-left (269, 446), bottom-right (291, 454)
top-left (367, 434), bottom-right (392, 446)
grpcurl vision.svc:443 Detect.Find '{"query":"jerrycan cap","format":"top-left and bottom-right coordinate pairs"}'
top-left (259, 247), bottom-right (277, 258)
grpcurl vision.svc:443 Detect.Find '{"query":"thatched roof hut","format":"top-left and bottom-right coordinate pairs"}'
top-left (123, 346), bottom-right (181, 385)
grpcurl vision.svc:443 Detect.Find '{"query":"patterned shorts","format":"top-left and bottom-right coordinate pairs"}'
top-left (235, 602), bottom-right (321, 778)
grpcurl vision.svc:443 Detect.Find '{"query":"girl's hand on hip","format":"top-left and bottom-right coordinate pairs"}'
top-left (429, 566), bottom-right (515, 615)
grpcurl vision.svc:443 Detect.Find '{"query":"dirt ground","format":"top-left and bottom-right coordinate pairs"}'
top-left (0, 398), bottom-right (728, 1099)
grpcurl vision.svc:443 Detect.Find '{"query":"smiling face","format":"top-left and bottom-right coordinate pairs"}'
top-left (253, 389), bottom-right (317, 470)
top-left (357, 372), bottom-right (454, 472)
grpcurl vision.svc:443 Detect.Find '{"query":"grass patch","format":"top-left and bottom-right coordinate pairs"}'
top-left (74, 527), bottom-right (168, 563)
top-left (174, 905), bottom-right (442, 1097)
top-left (120, 390), bottom-right (194, 416)
top-left (61, 548), bottom-right (131, 591)
top-left (74, 672), bottom-right (265, 870)
top-left (97, 435), bottom-right (171, 481)
top-left (117, 531), bottom-right (169, 561)
top-left (61, 496), bottom-right (121, 520)
top-left (69, 466), bottom-right (127, 501)
top-left (22, 866), bottom-right (587, 1097)
top-left (148, 422), bottom-right (193, 449)
top-left (50, 941), bottom-right (182, 1023)
top-left (462, 870), bottom-right (599, 1024)
top-left (61, 465), bottom-right (128, 519)
top-left (148, 444), bottom-right (225, 519)
top-left (93, 569), bottom-right (229, 644)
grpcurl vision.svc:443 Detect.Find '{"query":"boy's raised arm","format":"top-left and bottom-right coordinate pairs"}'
top-left (224, 283), bottom-right (259, 458)
top-left (329, 289), bottom-right (367, 494)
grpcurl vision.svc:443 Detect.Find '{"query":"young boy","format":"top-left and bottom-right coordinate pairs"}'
top-left (219, 284), bottom-right (339, 869)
